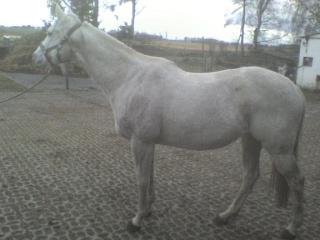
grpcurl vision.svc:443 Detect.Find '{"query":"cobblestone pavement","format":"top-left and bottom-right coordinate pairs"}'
top-left (0, 74), bottom-right (319, 240)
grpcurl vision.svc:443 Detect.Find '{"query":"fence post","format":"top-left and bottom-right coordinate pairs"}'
top-left (60, 63), bottom-right (69, 90)
top-left (209, 41), bottom-right (215, 72)
top-left (202, 37), bottom-right (206, 72)
top-left (65, 73), bottom-right (69, 90)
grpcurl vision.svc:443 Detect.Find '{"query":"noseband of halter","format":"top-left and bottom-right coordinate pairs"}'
top-left (40, 22), bottom-right (82, 66)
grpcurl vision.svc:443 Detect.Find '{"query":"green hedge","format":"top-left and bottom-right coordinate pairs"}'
top-left (0, 30), bottom-right (87, 76)
top-left (0, 31), bottom-right (46, 73)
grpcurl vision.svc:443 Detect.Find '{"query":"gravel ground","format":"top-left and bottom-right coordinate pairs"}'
top-left (0, 73), bottom-right (319, 240)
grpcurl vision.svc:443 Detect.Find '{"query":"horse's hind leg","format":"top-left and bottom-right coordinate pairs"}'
top-left (271, 154), bottom-right (304, 239)
top-left (215, 134), bottom-right (261, 224)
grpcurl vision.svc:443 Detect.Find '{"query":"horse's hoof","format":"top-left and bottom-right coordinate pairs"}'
top-left (126, 221), bottom-right (141, 233)
top-left (281, 229), bottom-right (296, 240)
top-left (213, 215), bottom-right (228, 226)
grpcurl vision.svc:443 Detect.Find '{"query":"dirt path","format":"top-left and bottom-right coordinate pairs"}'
top-left (3, 72), bottom-right (98, 90)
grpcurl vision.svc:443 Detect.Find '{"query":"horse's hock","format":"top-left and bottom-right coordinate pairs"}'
top-left (0, 80), bottom-right (319, 239)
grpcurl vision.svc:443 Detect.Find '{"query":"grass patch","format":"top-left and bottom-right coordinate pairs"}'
top-left (0, 73), bottom-right (26, 92)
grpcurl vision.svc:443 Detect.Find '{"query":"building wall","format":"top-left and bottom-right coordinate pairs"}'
top-left (297, 34), bottom-right (320, 89)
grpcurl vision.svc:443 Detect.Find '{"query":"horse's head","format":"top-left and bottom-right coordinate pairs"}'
top-left (33, 5), bottom-right (81, 66)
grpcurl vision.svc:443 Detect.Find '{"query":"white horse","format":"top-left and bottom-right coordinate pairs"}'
top-left (33, 5), bottom-right (305, 239)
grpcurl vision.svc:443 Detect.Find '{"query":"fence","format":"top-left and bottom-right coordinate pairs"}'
top-left (131, 37), bottom-right (299, 76)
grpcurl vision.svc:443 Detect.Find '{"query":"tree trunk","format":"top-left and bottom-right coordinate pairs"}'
top-left (92, 0), bottom-right (99, 27)
top-left (240, 0), bottom-right (246, 57)
top-left (253, 19), bottom-right (262, 49)
top-left (253, 0), bottom-right (271, 49)
top-left (131, 0), bottom-right (136, 38)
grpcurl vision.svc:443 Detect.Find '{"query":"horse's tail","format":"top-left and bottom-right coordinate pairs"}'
top-left (272, 105), bottom-right (305, 208)
top-left (271, 162), bottom-right (289, 207)
top-left (272, 162), bottom-right (290, 207)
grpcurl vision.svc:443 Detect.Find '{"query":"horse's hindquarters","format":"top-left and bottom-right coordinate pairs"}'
top-left (249, 110), bottom-right (302, 154)
top-left (246, 85), bottom-right (305, 154)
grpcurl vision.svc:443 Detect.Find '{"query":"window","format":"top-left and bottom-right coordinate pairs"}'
top-left (303, 57), bottom-right (313, 66)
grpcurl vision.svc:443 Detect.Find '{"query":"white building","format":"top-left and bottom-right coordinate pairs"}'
top-left (296, 33), bottom-right (320, 90)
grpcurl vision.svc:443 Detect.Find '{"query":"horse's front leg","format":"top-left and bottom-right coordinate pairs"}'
top-left (127, 136), bottom-right (155, 233)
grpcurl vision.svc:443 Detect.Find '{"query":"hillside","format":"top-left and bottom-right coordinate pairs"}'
top-left (0, 25), bottom-right (42, 37)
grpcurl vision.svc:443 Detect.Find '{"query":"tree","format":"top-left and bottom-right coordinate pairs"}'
top-left (290, 0), bottom-right (320, 37)
top-left (105, 0), bottom-right (144, 39)
top-left (92, 0), bottom-right (99, 27)
top-left (252, 0), bottom-right (271, 49)
top-left (47, 0), bottom-right (100, 27)
top-left (119, 0), bottom-right (138, 38)
top-left (69, 0), bottom-right (99, 26)
top-left (226, 0), bottom-right (291, 47)
top-left (225, 0), bottom-right (247, 55)
top-left (240, 0), bottom-right (246, 56)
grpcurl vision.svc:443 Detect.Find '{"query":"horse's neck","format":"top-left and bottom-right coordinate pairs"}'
top-left (70, 23), bottom-right (143, 94)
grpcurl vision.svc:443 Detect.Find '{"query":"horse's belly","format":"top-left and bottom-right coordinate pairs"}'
top-left (158, 120), bottom-right (242, 150)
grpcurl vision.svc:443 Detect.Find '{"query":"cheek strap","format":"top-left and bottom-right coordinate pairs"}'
top-left (40, 22), bottom-right (82, 66)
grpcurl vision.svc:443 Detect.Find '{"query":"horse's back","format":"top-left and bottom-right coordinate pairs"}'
top-left (157, 66), bottom-right (305, 151)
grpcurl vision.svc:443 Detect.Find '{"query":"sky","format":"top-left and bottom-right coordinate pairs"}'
top-left (0, 0), bottom-right (244, 42)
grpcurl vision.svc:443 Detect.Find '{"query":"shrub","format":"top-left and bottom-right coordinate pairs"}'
top-left (0, 30), bottom-right (46, 73)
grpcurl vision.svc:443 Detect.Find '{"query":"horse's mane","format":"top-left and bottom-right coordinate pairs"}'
top-left (82, 22), bottom-right (138, 56)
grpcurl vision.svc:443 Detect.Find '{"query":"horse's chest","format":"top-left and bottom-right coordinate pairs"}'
top-left (113, 96), bottom-right (160, 141)
top-left (114, 114), bottom-right (132, 139)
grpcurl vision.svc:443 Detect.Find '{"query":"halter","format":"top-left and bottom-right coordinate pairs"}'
top-left (40, 22), bottom-right (82, 66)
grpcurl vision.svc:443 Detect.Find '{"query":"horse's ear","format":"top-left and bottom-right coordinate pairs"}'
top-left (53, 4), bottom-right (66, 19)
top-left (66, 6), bottom-right (81, 22)
top-left (66, 5), bottom-right (74, 15)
